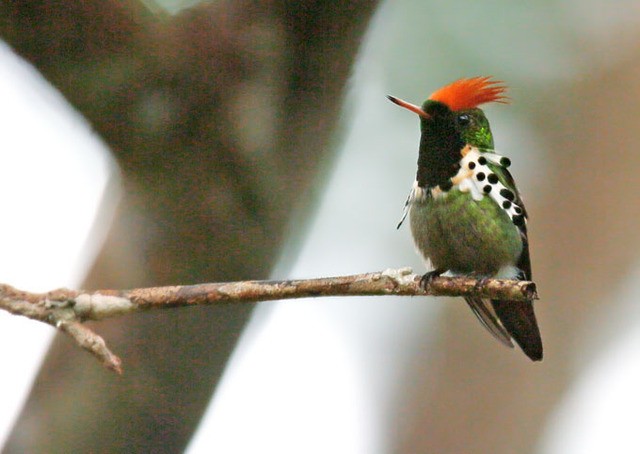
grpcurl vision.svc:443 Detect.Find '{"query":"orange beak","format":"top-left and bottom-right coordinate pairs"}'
top-left (387, 95), bottom-right (430, 118)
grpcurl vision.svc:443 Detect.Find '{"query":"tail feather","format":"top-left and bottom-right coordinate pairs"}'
top-left (491, 299), bottom-right (543, 361)
top-left (464, 297), bottom-right (513, 348)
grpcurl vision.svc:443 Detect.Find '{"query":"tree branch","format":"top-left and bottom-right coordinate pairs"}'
top-left (0, 268), bottom-right (537, 374)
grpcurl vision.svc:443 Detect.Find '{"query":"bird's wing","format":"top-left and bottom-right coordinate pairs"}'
top-left (397, 187), bottom-right (412, 229)
top-left (487, 162), bottom-right (543, 361)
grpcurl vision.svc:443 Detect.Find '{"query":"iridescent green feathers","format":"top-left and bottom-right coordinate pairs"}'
top-left (388, 77), bottom-right (543, 361)
top-left (425, 76), bottom-right (507, 150)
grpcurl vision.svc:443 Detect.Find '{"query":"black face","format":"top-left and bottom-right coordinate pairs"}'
top-left (416, 100), bottom-right (465, 189)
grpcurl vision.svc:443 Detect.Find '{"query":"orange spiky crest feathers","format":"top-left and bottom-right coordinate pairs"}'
top-left (429, 76), bottom-right (508, 111)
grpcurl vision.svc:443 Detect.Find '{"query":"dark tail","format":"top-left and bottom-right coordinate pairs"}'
top-left (491, 299), bottom-right (543, 361)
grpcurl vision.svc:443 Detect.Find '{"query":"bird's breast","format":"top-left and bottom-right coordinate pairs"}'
top-left (408, 146), bottom-right (524, 274)
top-left (419, 146), bottom-right (524, 225)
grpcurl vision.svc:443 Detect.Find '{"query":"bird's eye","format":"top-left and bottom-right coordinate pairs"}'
top-left (457, 114), bottom-right (471, 126)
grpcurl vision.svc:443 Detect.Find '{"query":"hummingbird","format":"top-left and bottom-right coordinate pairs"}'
top-left (388, 76), bottom-right (543, 361)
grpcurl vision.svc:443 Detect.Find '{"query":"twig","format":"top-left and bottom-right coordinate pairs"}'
top-left (0, 268), bottom-right (537, 373)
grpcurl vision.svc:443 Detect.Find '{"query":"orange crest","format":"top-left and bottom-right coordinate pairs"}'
top-left (429, 76), bottom-right (508, 111)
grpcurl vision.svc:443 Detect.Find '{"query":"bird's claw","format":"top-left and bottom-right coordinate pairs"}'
top-left (473, 276), bottom-right (491, 293)
top-left (419, 269), bottom-right (444, 290)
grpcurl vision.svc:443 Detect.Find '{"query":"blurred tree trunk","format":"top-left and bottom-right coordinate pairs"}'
top-left (392, 54), bottom-right (640, 453)
top-left (0, 1), bottom-right (379, 451)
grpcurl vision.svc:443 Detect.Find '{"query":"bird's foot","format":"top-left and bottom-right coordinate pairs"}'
top-left (419, 269), bottom-right (445, 290)
top-left (473, 276), bottom-right (491, 293)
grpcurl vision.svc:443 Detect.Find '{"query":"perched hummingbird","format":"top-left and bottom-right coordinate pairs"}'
top-left (388, 77), bottom-right (543, 361)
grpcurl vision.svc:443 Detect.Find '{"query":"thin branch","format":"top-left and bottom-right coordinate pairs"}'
top-left (0, 268), bottom-right (537, 373)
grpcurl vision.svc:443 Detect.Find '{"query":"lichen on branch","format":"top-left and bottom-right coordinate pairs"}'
top-left (0, 268), bottom-right (537, 373)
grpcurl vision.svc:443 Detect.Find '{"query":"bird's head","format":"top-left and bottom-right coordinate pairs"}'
top-left (388, 76), bottom-right (507, 148)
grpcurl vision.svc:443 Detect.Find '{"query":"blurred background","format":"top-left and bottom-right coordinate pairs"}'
top-left (0, 0), bottom-right (639, 452)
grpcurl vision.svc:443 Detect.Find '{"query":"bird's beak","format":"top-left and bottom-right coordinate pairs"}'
top-left (387, 95), bottom-right (430, 118)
